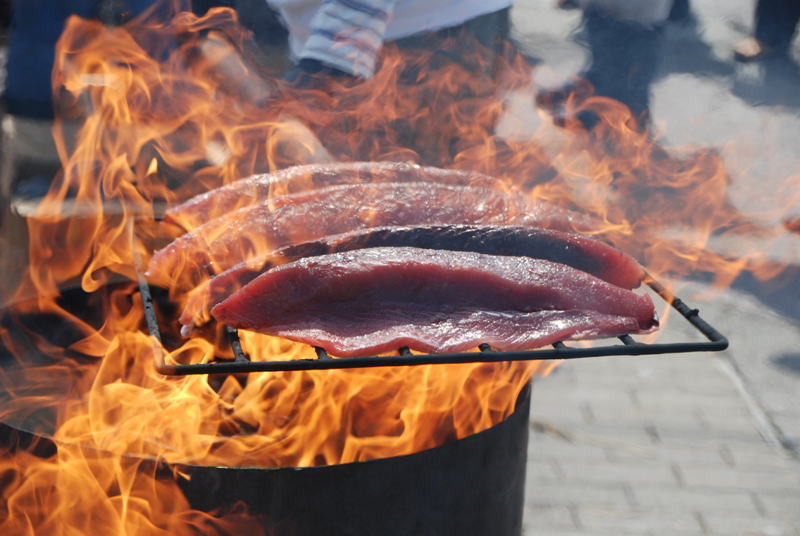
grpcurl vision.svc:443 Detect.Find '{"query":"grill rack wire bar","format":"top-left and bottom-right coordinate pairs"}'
top-left (137, 274), bottom-right (728, 376)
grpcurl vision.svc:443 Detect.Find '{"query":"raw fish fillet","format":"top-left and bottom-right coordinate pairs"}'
top-left (148, 182), bottom-right (590, 288)
top-left (179, 224), bottom-right (644, 330)
top-left (165, 161), bottom-right (506, 230)
top-left (211, 247), bottom-right (658, 356)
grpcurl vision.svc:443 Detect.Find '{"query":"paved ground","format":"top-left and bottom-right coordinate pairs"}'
top-left (526, 351), bottom-right (800, 535)
top-left (515, 2), bottom-right (800, 534)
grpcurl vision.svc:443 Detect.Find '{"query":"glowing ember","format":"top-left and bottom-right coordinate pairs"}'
top-left (1, 2), bottom-right (798, 533)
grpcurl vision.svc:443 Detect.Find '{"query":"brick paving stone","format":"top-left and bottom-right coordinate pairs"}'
top-left (522, 504), bottom-right (577, 533)
top-left (629, 389), bottom-right (755, 416)
top-left (576, 507), bottom-right (704, 535)
top-left (702, 514), bottom-right (800, 536)
top-left (650, 435), bottom-right (778, 451)
top-left (722, 444), bottom-right (800, 471)
top-left (618, 478), bottom-right (762, 516)
top-left (524, 353), bottom-right (800, 532)
top-left (528, 435), bottom-right (614, 462)
top-left (557, 460), bottom-right (679, 486)
top-left (605, 442), bottom-right (735, 466)
top-left (651, 421), bottom-right (767, 442)
top-left (680, 464), bottom-right (800, 491)
top-left (526, 459), bottom-right (562, 484)
top-left (701, 412), bottom-right (775, 434)
top-left (756, 493), bottom-right (800, 521)
top-left (525, 480), bottom-right (632, 509)
top-left (530, 419), bottom-right (662, 445)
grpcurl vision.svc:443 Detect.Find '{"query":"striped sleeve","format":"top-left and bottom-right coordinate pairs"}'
top-left (299, 0), bottom-right (397, 78)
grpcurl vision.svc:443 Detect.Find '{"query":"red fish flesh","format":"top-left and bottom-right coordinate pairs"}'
top-left (211, 247), bottom-right (657, 356)
top-left (148, 182), bottom-right (592, 288)
top-left (179, 224), bottom-right (645, 331)
top-left (165, 161), bottom-right (506, 230)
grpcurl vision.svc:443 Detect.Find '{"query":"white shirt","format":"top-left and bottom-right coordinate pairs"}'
top-left (268, 0), bottom-right (512, 78)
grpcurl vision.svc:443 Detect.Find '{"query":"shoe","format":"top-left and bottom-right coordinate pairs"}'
top-left (535, 78), bottom-right (598, 130)
top-left (733, 37), bottom-right (781, 62)
top-left (535, 78), bottom-right (593, 111)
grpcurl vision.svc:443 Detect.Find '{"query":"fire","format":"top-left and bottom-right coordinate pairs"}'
top-left (1, 2), bottom-right (798, 534)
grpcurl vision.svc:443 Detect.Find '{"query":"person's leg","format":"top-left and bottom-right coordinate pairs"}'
top-left (393, 9), bottom-right (511, 61)
top-left (735, 0), bottom-right (800, 61)
top-left (556, 0), bottom-right (581, 10)
top-left (754, 0), bottom-right (796, 50)
top-left (782, 0), bottom-right (800, 48)
top-left (537, 0), bottom-right (670, 129)
top-left (580, 0), bottom-right (672, 26)
top-left (386, 9), bottom-right (516, 164)
top-left (668, 0), bottom-right (691, 23)
top-left (583, 7), bottom-right (664, 125)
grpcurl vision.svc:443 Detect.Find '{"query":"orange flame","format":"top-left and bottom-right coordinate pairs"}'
top-left (2, 2), bottom-right (799, 533)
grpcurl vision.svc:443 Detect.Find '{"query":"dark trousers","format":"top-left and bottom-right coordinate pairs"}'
top-left (378, 9), bottom-right (515, 165)
top-left (391, 8), bottom-right (513, 79)
top-left (754, 0), bottom-right (800, 51)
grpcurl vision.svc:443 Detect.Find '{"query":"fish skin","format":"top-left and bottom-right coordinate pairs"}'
top-left (211, 247), bottom-right (657, 356)
top-left (147, 182), bottom-right (591, 289)
top-left (178, 224), bottom-right (644, 330)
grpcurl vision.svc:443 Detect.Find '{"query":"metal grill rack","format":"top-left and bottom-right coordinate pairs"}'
top-left (138, 274), bottom-right (728, 376)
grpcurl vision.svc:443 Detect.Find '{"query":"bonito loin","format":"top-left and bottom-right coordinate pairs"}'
top-left (211, 247), bottom-right (658, 357)
top-left (178, 224), bottom-right (646, 332)
top-left (147, 181), bottom-right (596, 289)
top-left (164, 161), bottom-right (509, 230)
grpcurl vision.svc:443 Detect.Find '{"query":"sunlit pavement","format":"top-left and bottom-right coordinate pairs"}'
top-left (514, 2), bottom-right (800, 534)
